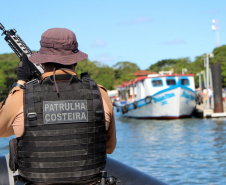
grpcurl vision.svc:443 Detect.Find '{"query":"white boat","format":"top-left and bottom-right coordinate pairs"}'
top-left (115, 73), bottom-right (196, 119)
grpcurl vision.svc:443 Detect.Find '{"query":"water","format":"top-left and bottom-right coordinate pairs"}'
top-left (0, 113), bottom-right (226, 185)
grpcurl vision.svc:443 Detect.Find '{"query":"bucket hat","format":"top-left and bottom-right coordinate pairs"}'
top-left (29, 28), bottom-right (88, 65)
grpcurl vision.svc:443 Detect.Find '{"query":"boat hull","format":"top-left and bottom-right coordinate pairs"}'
top-left (116, 87), bottom-right (196, 119)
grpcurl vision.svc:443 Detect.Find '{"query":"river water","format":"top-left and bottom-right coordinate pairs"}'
top-left (0, 112), bottom-right (225, 185)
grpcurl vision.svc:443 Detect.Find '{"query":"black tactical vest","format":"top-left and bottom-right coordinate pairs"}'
top-left (17, 73), bottom-right (106, 184)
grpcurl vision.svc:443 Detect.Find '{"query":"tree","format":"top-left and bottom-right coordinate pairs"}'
top-left (211, 45), bottom-right (226, 87)
top-left (148, 58), bottom-right (191, 73)
top-left (113, 61), bottom-right (140, 85)
top-left (76, 59), bottom-right (115, 89)
top-left (113, 61), bottom-right (140, 73)
top-left (0, 60), bottom-right (18, 101)
top-left (76, 59), bottom-right (99, 78)
top-left (94, 67), bottom-right (115, 90)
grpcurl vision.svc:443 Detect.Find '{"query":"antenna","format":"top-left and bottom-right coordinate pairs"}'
top-left (212, 18), bottom-right (220, 47)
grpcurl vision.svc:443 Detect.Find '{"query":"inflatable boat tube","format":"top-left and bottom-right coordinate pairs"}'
top-left (0, 155), bottom-right (167, 185)
top-left (104, 157), bottom-right (167, 185)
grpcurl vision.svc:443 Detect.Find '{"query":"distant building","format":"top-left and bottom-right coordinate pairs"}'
top-left (159, 69), bottom-right (174, 75)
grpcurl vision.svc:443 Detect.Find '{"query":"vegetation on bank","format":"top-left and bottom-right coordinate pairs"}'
top-left (1, 45), bottom-right (226, 101)
top-left (148, 45), bottom-right (226, 87)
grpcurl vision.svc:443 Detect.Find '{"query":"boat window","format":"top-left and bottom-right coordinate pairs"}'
top-left (166, 79), bottom-right (176, 85)
top-left (151, 80), bottom-right (163, 87)
top-left (181, 79), bottom-right (189, 85)
top-left (119, 89), bottom-right (127, 101)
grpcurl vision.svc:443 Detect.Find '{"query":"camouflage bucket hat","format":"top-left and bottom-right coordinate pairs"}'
top-left (29, 28), bottom-right (88, 65)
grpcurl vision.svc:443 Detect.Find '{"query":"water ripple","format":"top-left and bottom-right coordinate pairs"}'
top-left (0, 136), bottom-right (14, 155)
top-left (0, 116), bottom-right (225, 184)
top-left (110, 113), bottom-right (226, 185)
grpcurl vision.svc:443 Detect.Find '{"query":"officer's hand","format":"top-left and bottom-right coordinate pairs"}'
top-left (17, 54), bottom-right (31, 82)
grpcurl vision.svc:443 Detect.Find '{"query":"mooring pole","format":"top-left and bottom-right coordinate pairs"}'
top-left (206, 55), bottom-right (210, 108)
top-left (211, 64), bottom-right (224, 113)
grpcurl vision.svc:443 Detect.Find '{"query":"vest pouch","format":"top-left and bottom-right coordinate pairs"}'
top-left (9, 138), bottom-right (18, 172)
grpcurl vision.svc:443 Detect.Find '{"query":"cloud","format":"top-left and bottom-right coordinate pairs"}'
top-left (162, 39), bottom-right (186, 45)
top-left (205, 8), bottom-right (219, 14)
top-left (91, 39), bottom-right (107, 48)
top-left (92, 53), bottom-right (115, 63)
top-left (118, 16), bottom-right (152, 25)
top-left (131, 16), bottom-right (151, 24)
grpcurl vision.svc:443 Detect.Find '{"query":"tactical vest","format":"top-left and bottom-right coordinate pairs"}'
top-left (17, 73), bottom-right (106, 184)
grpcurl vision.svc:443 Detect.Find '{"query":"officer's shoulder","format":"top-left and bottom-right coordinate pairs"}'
top-left (97, 84), bottom-right (107, 92)
top-left (4, 87), bottom-right (24, 106)
top-left (9, 87), bottom-right (24, 101)
top-left (10, 87), bottom-right (24, 95)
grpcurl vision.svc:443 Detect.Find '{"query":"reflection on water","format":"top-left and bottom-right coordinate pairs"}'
top-left (0, 136), bottom-right (14, 155)
top-left (109, 113), bottom-right (226, 185)
top-left (0, 114), bottom-right (225, 184)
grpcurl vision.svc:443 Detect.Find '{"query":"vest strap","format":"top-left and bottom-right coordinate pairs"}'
top-left (25, 82), bottom-right (37, 127)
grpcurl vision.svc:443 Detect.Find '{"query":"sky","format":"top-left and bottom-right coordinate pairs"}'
top-left (0, 0), bottom-right (226, 70)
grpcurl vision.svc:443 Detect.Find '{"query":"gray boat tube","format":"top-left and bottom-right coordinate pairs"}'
top-left (104, 157), bottom-right (168, 185)
top-left (0, 155), bottom-right (167, 185)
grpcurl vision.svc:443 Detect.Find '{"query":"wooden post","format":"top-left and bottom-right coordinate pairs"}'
top-left (211, 64), bottom-right (224, 113)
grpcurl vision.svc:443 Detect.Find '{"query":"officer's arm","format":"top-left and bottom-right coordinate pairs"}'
top-left (0, 53), bottom-right (28, 137)
top-left (106, 111), bottom-right (117, 154)
top-left (0, 87), bottom-right (23, 137)
top-left (98, 85), bottom-right (117, 154)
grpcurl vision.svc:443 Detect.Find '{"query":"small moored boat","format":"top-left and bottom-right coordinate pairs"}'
top-left (115, 72), bottom-right (196, 119)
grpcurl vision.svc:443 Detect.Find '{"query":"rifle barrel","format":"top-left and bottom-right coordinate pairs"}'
top-left (0, 23), bottom-right (6, 33)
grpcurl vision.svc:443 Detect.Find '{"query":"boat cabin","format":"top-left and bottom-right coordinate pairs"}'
top-left (117, 74), bottom-right (195, 103)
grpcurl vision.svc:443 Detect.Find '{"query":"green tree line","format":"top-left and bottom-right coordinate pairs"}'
top-left (0, 54), bottom-right (140, 101)
top-left (1, 45), bottom-right (226, 101)
top-left (149, 45), bottom-right (226, 87)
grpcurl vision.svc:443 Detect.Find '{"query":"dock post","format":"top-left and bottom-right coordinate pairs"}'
top-left (211, 64), bottom-right (224, 113)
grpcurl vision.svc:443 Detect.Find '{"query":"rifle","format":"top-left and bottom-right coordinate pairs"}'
top-left (0, 23), bottom-right (44, 80)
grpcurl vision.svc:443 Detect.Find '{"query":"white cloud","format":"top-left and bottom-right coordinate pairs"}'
top-left (91, 39), bottom-right (107, 48)
top-left (118, 16), bottom-right (152, 25)
top-left (162, 39), bottom-right (186, 45)
top-left (92, 53), bottom-right (115, 63)
top-left (131, 16), bottom-right (151, 24)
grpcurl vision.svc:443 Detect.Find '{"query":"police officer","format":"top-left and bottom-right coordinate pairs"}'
top-left (0, 28), bottom-right (116, 184)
